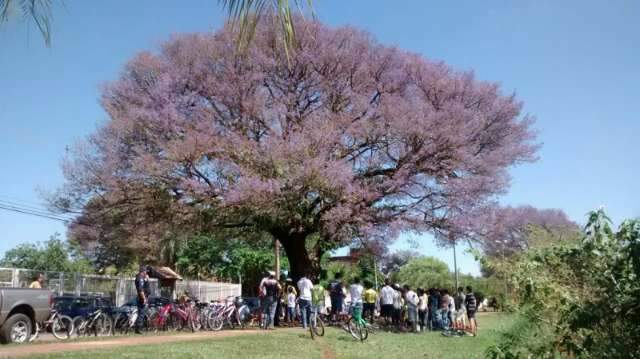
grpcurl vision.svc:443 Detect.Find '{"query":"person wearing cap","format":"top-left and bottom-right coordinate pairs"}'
top-left (134, 265), bottom-right (152, 334)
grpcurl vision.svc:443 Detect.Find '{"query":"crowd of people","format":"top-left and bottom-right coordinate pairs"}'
top-left (258, 271), bottom-right (478, 336)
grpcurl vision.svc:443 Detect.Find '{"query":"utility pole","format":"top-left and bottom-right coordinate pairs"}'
top-left (502, 240), bottom-right (507, 308)
top-left (373, 257), bottom-right (379, 290)
top-left (274, 239), bottom-right (281, 280)
top-left (451, 233), bottom-right (459, 290)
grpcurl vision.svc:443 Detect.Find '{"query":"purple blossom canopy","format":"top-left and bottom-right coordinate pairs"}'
top-left (60, 18), bottom-right (538, 279)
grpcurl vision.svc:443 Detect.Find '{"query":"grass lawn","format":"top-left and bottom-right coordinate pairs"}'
top-left (34, 312), bottom-right (511, 359)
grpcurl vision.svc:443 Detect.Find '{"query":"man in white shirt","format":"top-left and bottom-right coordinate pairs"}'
top-left (349, 277), bottom-right (364, 319)
top-left (392, 285), bottom-right (403, 329)
top-left (380, 279), bottom-right (395, 326)
top-left (404, 284), bottom-right (419, 332)
top-left (297, 274), bottom-right (314, 328)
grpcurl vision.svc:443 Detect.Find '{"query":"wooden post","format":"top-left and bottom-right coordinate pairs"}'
top-left (274, 239), bottom-right (281, 280)
top-left (452, 235), bottom-right (459, 290)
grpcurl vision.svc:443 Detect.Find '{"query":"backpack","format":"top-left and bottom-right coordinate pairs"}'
top-left (329, 280), bottom-right (342, 296)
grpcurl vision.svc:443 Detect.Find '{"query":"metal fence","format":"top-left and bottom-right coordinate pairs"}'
top-left (0, 267), bottom-right (241, 306)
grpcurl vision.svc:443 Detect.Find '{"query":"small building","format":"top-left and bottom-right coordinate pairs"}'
top-left (329, 248), bottom-right (364, 266)
top-left (149, 266), bottom-right (182, 299)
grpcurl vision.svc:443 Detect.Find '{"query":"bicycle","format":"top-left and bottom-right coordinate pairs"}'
top-left (347, 304), bottom-right (369, 342)
top-left (113, 306), bottom-right (155, 334)
top-left (73, 309), bottom-right (113, 337)
top-left (29, 310), bottom-right (74, 342)
top-left (169, 301), bottom-right (200, 332)
top-left (309, 305), bottom-right (325, 340)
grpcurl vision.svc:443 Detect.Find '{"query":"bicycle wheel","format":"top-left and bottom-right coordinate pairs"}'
top-left (29, 322), bottom-right (41, 342)
top-left (51, 315), bottom-right (74, 340)
top-left (190, 311), bottom-right (202, 332)
top-left (72, 316), bottom-right (87, 337)
top-left (112, 313), bottom-right (128, 335)
top-left (348, 317), bottom-right (368, 341)
top-left (95, 314), bottom-right (113, 336)
top-left (170, 313), bottom-right (185, 331)
top-left (313, 316), bottom-right (325, 337)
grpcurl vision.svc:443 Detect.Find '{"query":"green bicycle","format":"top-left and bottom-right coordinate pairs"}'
top-left (309, 306), bottom-right (325, 340)
top-left (347, 305), bottom-right (369, 342)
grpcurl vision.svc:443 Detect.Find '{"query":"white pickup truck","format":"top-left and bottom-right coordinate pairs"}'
top-left (0, 288), bottom-right (51, 344)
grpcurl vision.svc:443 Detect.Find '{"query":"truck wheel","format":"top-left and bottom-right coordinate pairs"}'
top-left (0, 314), bottom-right (33, 344)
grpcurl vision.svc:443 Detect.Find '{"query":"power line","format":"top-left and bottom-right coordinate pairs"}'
top-left (0, 199), bottom-right (74, 220)
top-left (0, 203), bottom-right (72, 223)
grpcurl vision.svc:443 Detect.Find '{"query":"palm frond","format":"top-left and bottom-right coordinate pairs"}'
top-left (0, 0), bottom-right (55, 46)
top-left (219, 0), bottom-right (314, 63)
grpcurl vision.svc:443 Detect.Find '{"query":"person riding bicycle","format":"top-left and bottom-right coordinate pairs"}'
top-left (134, 265), bottom-right (152, 334)
top-left (329, 272), bottom-right (345, 322)
top-left (349, 277), bottom-right (364, 320)
top-left (311, 280), bottom-right (325, 326)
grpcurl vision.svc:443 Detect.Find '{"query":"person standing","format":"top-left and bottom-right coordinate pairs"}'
top-left (380, 279), bottom-right (395, 326)
top-left (349, 277), bottom-right (364, 321)
top-left (283, 278), bottom-right (297, 323)
top-left (440, 289), bottom-right (451, 329)
top-left (297, 273), bottom-right (314, 329)
top-left (311, 280), bottom-right (325, 328)
top-left (465, 286), bottom-right (478, 336)
top-left (404, 285), bottom-right (419, 332)
top-left (29, 273), bottom-right (45, 289)
top-left (286, 287), bottom-right (296, 325)
top-left (454, 287), bottom-right (466, 329)
top-left (260, 271), bottom-right (281, 329)
top-left (363, 281), bottom-right (378, 322)
top-left (134, 266), bottom-right (151, 334)
top-left (417, 288), bottom-right (428, 332)
top-left (329, 272), bottom-right (345, 322)
top-left (392, 284), bottom-right (403, 330)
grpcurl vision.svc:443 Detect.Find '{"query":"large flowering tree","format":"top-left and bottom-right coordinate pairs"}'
top-left (56, 18), bottom-right (538, 280)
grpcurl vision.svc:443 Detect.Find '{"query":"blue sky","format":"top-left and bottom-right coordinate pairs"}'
top-left (0, 0), bottom-right (638, 276)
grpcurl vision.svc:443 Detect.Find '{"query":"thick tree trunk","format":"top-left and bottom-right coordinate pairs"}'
top-left (278, 233), bottom-right (318, 283)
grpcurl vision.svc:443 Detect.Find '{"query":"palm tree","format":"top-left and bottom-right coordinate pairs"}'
top-left (220, 0), bottom-right (314, 61)
top-left (0, 0), bottom-right (55, 46)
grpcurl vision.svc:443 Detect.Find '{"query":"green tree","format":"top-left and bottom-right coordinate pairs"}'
top-left (0, 233), bottom-right (93, 273)
top-left (392, 256), bottom-right (452, 289)
top-left (487, 209), bottom-right (640, 358)
top-left (175, 234), bottom-right (287, 296)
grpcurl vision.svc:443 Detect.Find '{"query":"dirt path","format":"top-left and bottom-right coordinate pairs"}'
top-left (316, 337), bottom-right (337, 359)
top-left (0, 330), bottom-right (264, 358)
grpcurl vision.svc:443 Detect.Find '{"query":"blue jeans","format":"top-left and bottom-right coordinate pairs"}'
top-left (287, 307), bottom-right (295, 322)
top-left (262, 296), bottom-right (277, 328)
top-left (135, 298), bottom-right (146, 330)
top-left (299, 299), bottom-right (311, 328)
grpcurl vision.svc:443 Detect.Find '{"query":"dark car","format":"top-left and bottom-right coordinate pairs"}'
top-left (115, 296), bottom-right (171, 313)
top-left (54, 295), bottom-right (114, 319)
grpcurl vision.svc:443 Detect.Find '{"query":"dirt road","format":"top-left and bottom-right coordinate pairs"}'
top-left (0, 330), bottom-right (264, 358)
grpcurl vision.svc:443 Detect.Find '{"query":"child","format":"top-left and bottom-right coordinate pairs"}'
top-left (287, 287), bottom-right (296, 324)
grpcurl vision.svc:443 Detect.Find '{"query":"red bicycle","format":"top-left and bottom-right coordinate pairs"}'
top-left (149, 301), bottom-right (201, 332)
